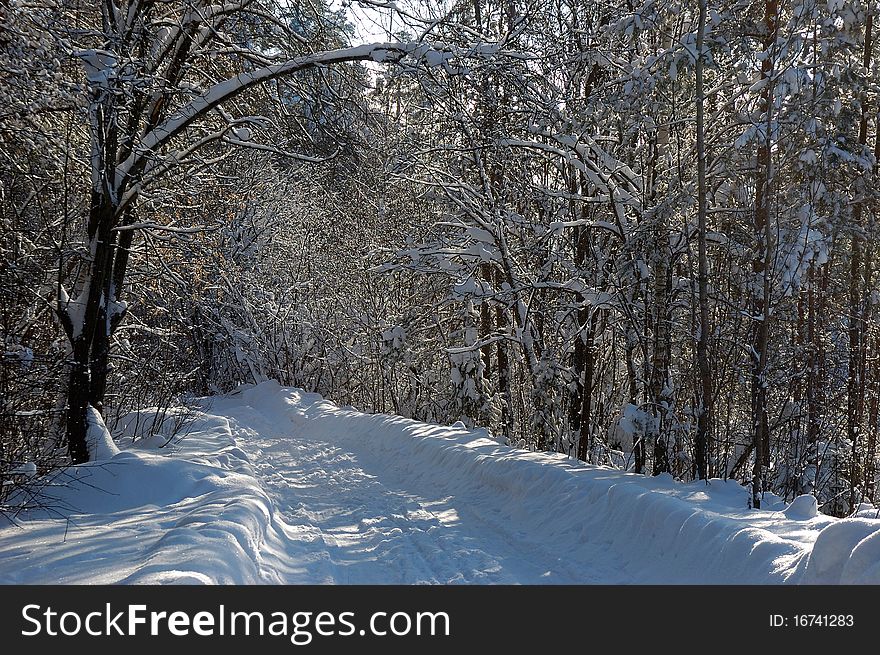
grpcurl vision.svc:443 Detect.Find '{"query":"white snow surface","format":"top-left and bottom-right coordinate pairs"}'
top-left (2, 381), bottom-right (879, 584)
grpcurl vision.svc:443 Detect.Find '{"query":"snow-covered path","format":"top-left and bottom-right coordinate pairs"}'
top-left (229, 402), bottom-right (619, 584)
top-left (2, 381), bottom-right (880, 585)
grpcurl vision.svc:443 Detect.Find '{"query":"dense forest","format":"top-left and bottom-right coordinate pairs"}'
top-left (2, 0), bottom-right (878, 517)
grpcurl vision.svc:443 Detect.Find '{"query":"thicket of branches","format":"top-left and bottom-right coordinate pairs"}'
top-left (2, 0), bottom-right (878, 516)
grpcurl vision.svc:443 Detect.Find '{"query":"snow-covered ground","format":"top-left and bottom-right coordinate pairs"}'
top-left (2, 381), bottom-right (879, 584)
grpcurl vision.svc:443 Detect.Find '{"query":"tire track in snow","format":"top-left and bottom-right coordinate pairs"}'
top-left (226, 407), bottom-right (487, 583)
top-left (224, 403), bottom-right (614, 584)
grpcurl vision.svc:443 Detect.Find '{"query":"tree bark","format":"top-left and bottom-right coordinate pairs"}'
top-left (648, 206), bottom-right (670, 474)
top-left (694, 0), bottom-right (711, 480)
top-left (867, 335), bottom-right (878, 504)
top-left (65, 190), bottom-right (118, 462)
top-left (480, 263), bottom-right (493, 380)
top-left (866, 120), bottom-right (880, 505)
top-left (806, 263), bottom-right (819, 447)
top-left (577, 311), bottom-right (597, 463)
top-left (495, 268), bottom-right (513, 442)
top-left (848, 9), bottom-right (874, 509)
top-left (751, 0), bottom-right (778, 508)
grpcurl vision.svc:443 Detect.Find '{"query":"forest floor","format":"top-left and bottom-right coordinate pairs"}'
top-left (1, 381), bottom-right (879, 584)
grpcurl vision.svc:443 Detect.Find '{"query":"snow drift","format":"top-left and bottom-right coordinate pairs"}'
top-left (0, 414), bottom-right (289, 584)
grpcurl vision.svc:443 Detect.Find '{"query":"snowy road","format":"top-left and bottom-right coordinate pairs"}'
top-left (2, 381), bottom-right (879, 585)
top-left (227, 401), bottom-right (621, 584)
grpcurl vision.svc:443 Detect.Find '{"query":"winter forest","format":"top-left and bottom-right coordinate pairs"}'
top-left (2, 0), bottom-right (880, 523)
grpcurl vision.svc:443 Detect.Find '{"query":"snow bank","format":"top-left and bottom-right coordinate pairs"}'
top-left (0, 412), bottom-right (287, 584)
top-left (227, 382), bottom-right (880, 584)
top-left (802, 519), bottom-right (880, 584)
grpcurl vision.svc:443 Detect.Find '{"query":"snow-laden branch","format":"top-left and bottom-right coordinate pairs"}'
top-left (116, 41), bottom-right (419, 189)
top-left (500, 137), bottom-right (614, 197)
top-left (501, 128), bottom-right (643, 234)
top-left (112, 222), bottom-right (215, 234)
top-left (220, 136), bottom-right (339, 162)
top-left (533, 128), bottom-right (642, 195)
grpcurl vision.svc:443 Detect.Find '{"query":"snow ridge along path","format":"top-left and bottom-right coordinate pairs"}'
top-left (1, 380), bottom-right (879, 584)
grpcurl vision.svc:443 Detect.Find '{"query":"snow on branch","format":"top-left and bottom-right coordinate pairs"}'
top-left (111, 222), bottom-right (216, 234)
top-left (117, 42), bottom-right (421, 187)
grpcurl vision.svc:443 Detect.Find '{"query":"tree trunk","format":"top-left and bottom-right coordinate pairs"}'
top-left (65, 355), bottom-right (91, 464)
top-left (569, 200), bottom-right (596, 460)
top-left (65, 190), bottom-right (118, 462)
top-left (848, 9), bottom-right (874, 509)
top-left (628, 315), bottom-right (662, 473)
top-left (570, 307), bottom-right (586, 434)
top-left (751, 0), bottom-right (778, 509)
top-left (694, 0), bottom-right (711, 480)
top-left (866, 122), bottom-right (880, 505)
top-left (648, 228), bottom-right (670, 474)
top-left (643, 115), bottom-right (672, 476)
top-left (867, 335), bottom-right (878, 504)
top-left (480, 263), bottom-right (493, 380)
top-left (495, 268), bottom-right (513, 442)
top-left (806, 263), bottom-right (819, 447)
top-left (577, 311), bottom-right (597, 463)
